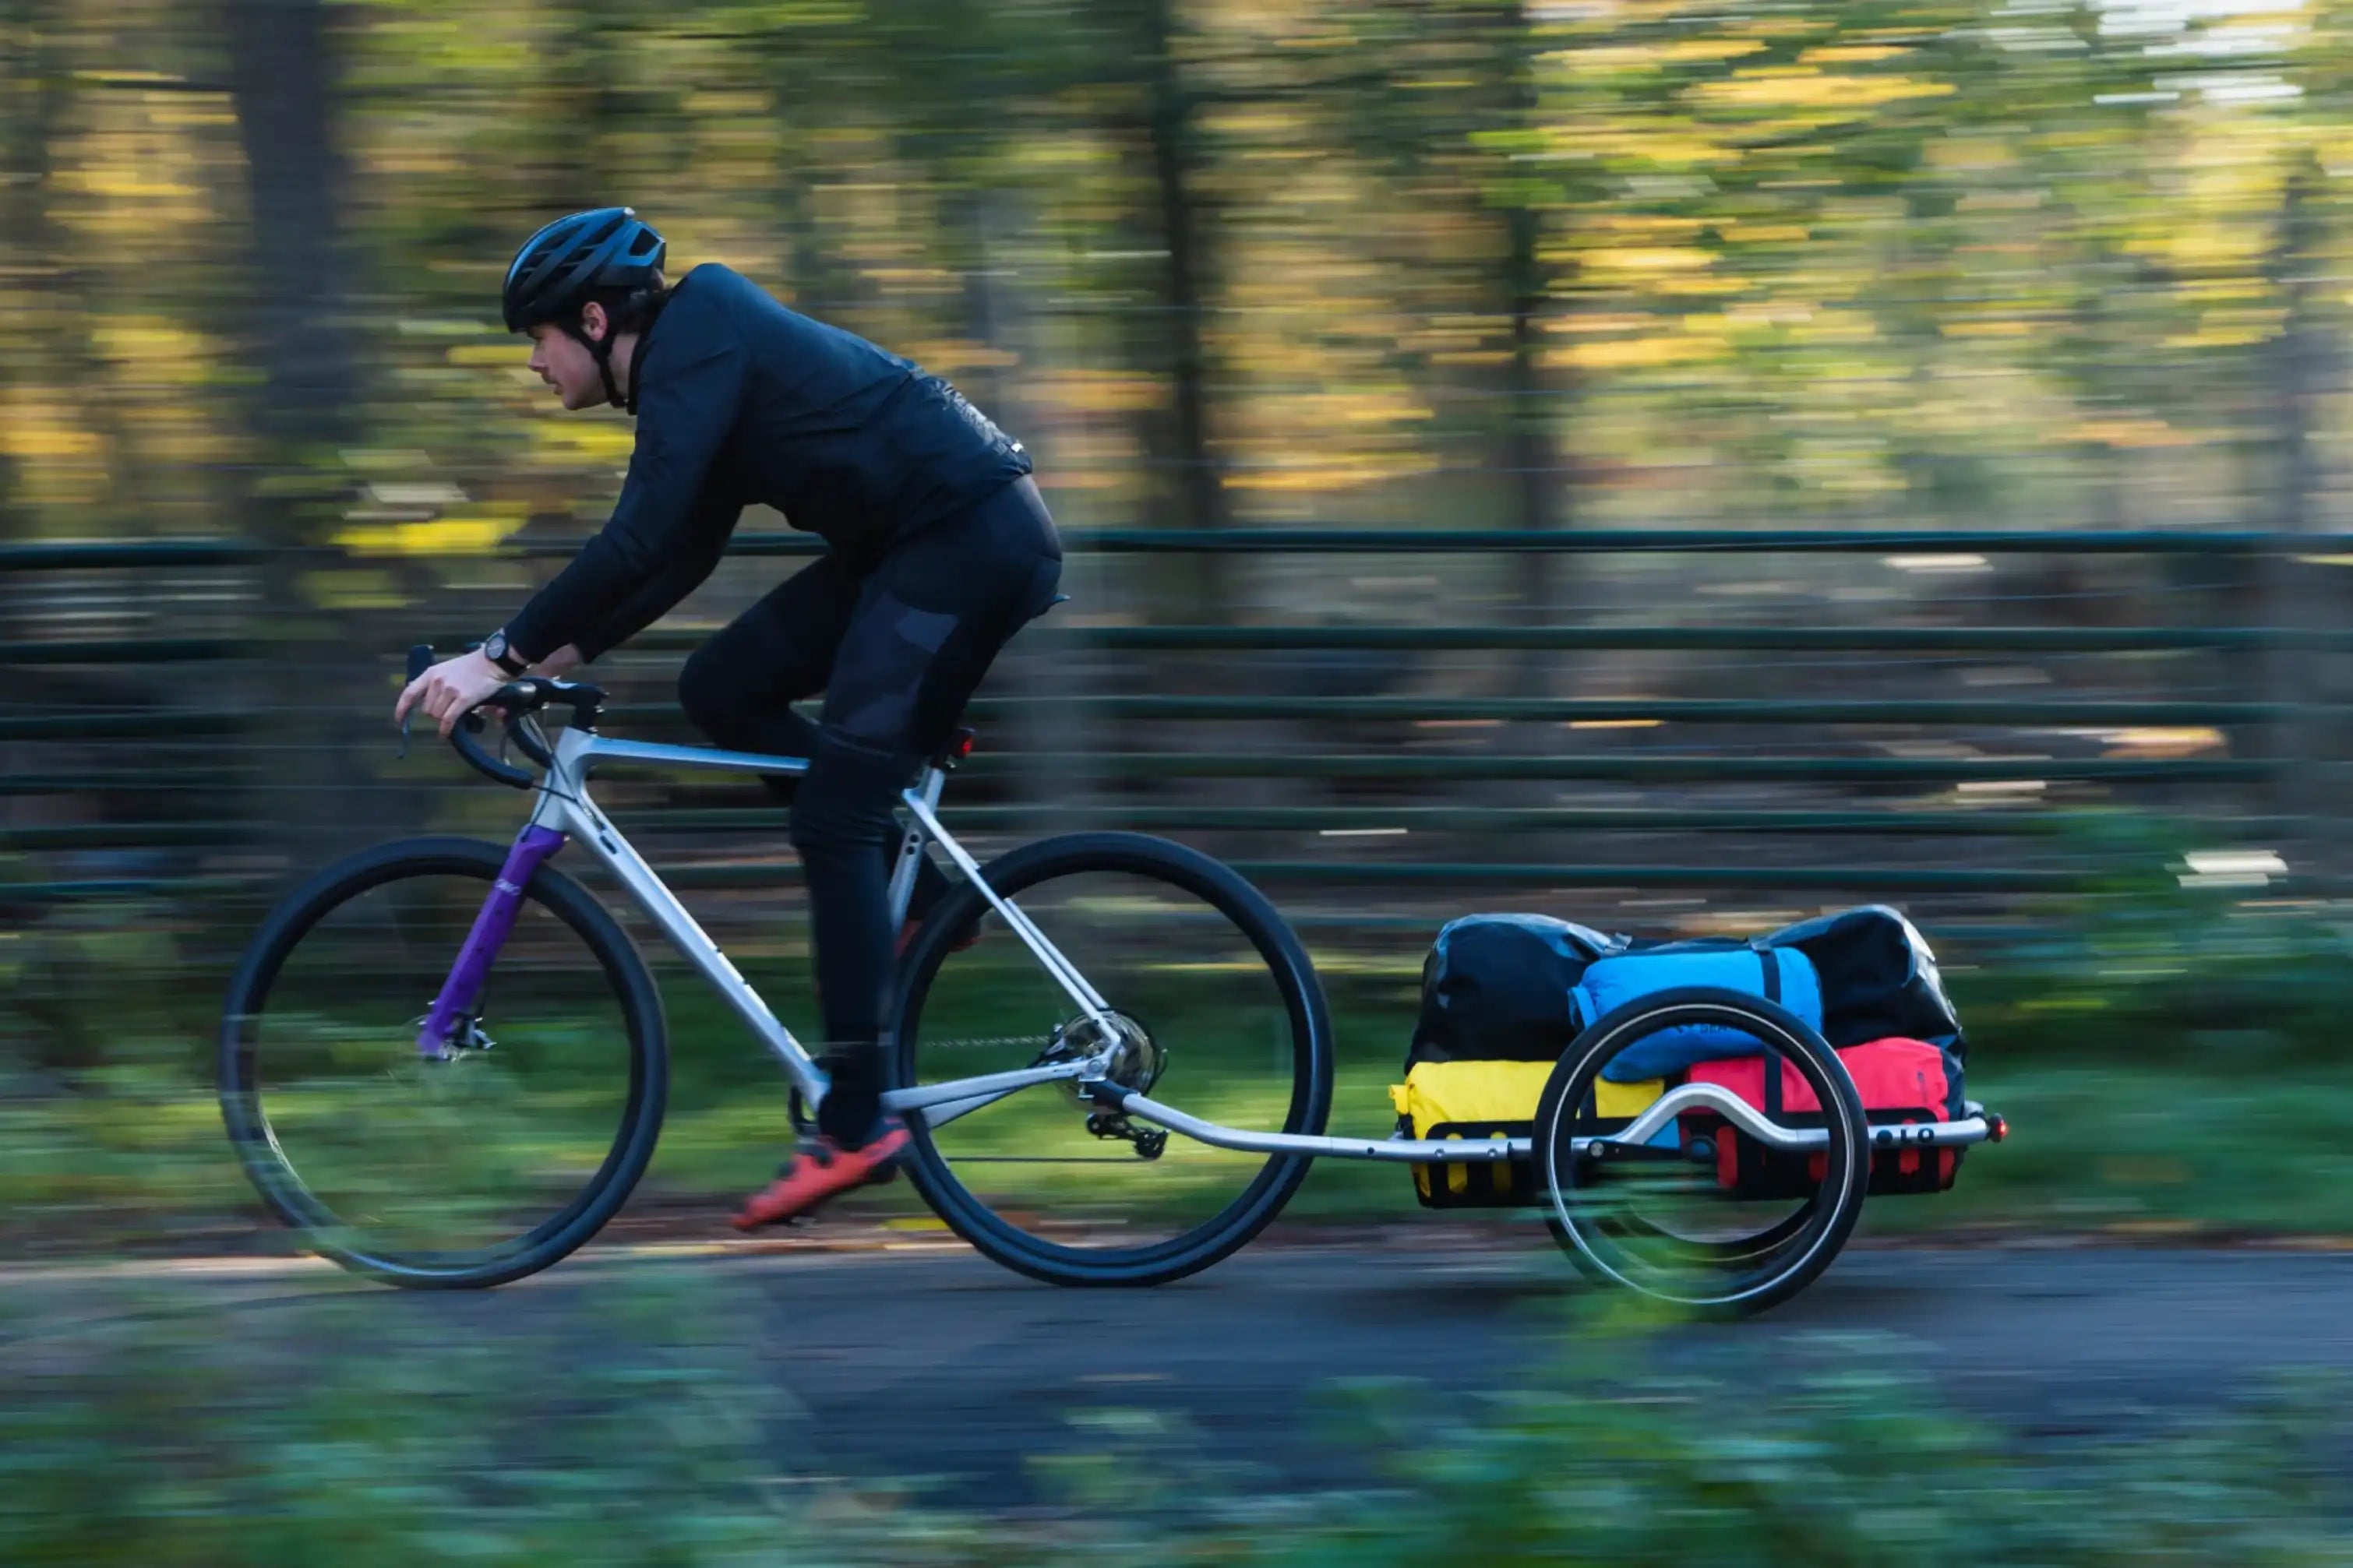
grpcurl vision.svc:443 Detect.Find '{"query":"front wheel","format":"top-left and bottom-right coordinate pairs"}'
top-left (891, 832), bottom-right (1334, 1286)
top-left (219, 837), bottom-right (668, 1288)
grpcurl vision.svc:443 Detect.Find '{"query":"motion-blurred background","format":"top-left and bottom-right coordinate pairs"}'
top-left (12, 0), bottom-right (2353, 1228)
top-left (17, 0), bottom-right (2353, 1556)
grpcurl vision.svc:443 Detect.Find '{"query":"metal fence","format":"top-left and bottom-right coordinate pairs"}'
top-left (2, 526), bottom-right (2344, 957)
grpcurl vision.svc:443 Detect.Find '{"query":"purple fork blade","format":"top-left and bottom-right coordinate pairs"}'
top-left (416, 826), bottom-right (568, 1058)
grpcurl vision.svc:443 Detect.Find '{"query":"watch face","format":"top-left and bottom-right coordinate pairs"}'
top-left (485, 632), bottom-right (510, 664)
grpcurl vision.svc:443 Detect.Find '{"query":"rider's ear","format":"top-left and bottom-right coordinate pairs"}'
top-left (578, 301), bottom-right (609, 344)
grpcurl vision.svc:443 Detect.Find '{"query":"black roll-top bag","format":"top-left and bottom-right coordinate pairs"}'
top-left (1406, 914), bottom-right (1627, 1069)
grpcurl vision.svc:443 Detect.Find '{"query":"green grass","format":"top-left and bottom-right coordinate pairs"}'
top-left (1873, 1058), bottom-right (2353, 1237)
top-left (19, 921), bottom-right (2353, 1257)
top-left (19, 1014), bottom-right (2353, 1258)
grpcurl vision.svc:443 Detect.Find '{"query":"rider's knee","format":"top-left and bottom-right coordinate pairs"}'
top-left (787, 734), bottom-right (904, 856)
top-left (676, 643), bottom-right (736, 744)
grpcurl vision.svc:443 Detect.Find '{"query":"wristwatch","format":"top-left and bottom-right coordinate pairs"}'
top-left (481, 629), bottom-right (531, 678)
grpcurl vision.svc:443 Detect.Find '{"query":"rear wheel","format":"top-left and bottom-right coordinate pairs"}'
top-left (891, 833), bottom-right (1332, 1286)
top-left (219, 837), bottom-right (667, 1288)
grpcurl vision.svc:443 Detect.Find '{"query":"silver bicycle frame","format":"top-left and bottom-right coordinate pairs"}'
top-left (521, 726), bottom-right (1114, 1115)
top-left (485, 721), bottom-right (1995, 1165)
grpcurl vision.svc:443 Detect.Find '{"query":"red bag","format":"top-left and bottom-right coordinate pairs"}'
top-left (1684, 1038), bottom-right (1961, 1196)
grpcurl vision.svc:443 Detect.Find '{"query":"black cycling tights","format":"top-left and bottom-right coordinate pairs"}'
top-left (678, 477), bottom-right (1063, 1143)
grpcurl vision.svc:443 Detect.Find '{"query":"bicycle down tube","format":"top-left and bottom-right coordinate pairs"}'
top-left (422, 724), bottom-right (1116, 1114)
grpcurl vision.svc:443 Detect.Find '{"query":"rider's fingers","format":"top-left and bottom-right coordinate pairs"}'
top-left (411, 667), bottom-right (498, 739)
top-left (394, 676), bottom-right (423, 724)
top-left (442, 678), bottom-right (482, 737)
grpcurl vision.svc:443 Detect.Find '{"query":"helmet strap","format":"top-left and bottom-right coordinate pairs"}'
top-left (563, 317), bottom-right (637, 414)
top-left (561, 283), bottom-right (669, 413)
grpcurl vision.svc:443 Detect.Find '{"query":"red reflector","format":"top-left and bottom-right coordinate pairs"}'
top-left (1988, 1115), bottom-right (2009, 1144)
top-left (955, 735), bottom-right (975, 759)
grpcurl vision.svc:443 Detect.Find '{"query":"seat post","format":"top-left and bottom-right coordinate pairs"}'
top-left (888, 758), bottom-right (953, 928)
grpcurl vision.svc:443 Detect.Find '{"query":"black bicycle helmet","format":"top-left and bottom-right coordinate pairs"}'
top-left (503, 206), bottom-right (665, 332)
top-left (502, 207), bottom-right (668, 409)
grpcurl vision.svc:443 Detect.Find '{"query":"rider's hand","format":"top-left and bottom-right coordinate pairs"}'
top-left (531, 644), bottom-right (585, 679)
top-left (394, 649), bottom-right (510, 738)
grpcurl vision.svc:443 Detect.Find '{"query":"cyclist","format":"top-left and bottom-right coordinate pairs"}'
top-left (396, 207), bottom-right (1063, 1228)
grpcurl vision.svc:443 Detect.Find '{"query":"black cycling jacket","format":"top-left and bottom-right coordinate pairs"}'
top-left (502, 263), bottom-right (1032, 663)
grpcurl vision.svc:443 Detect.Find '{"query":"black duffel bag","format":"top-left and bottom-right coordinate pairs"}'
top-left (1406, 914), bottom-right (1628, 1069)
top-left (1762, 904), bottom-right (1967, 1062)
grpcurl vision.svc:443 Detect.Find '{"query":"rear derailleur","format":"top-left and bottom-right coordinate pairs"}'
top-left (1030, 1012), bottom-right (1168, 1161)
top-left (1084, 1111), bottom-right (1166, 1161)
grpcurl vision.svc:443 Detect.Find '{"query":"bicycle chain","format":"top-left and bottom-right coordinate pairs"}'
top-left (912, 1033), bottom-right (1061, 1052)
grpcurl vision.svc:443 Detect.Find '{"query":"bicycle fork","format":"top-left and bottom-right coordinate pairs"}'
top-left (415, 825), bottom-right (568, 1059)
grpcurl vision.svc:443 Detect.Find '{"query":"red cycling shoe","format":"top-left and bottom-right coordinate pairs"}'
top-left (732, 1119), bottom-right (913, 1230)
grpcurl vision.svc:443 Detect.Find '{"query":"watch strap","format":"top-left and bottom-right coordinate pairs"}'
top-left (484, 630), bottom-right (530, 677)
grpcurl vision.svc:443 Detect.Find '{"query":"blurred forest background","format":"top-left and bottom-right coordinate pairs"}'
top-left (21, 7), bottom-right (2353, 1552)
top-left (10, 0), bottom-right (2353, 1242)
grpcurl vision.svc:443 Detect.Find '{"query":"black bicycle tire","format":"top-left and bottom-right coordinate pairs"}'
top-left (218, 836), bottom-right (668, 1290)
top-left (891, 831), bottom-right (1334, 1287)
top-left (1534, 988), bottom-right (1868, 1317)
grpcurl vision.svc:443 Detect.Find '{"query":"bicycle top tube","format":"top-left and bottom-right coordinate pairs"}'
top-left (407, 641), bottom-right (979, 791)
top-left (563, 728), bottom-right (979, 790)
top-left (568, 727), bottom-right (975, 780)
top-left (579, 736), bottom-right (810, 778)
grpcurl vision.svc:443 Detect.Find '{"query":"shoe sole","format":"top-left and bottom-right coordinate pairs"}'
top-left (732, 1140), bottom-right (910, 1231)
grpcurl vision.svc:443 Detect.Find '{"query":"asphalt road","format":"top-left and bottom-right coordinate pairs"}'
top-left (10, 1232), bottom-right (2353, 1507)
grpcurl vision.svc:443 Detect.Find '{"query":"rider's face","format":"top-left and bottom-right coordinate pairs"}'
top-left (525, 305), bottom-right (609, 410)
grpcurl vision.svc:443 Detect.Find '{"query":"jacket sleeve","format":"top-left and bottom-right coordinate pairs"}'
top-left (570, 495), bottom-right (740, 663)
top-left (502, 333), bottom-right (751, 662)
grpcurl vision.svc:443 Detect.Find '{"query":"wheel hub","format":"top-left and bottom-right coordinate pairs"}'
top-left (1040, 1010), bottom-right (1162, 1104)
top-left (405, 1011), bottom-right (496, 1061)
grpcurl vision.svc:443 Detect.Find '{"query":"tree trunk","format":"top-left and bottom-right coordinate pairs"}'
top-left (224, 0), bottom-right (358, 867)
top-left (2260, 160), bottom-right (2337, 869)
top-left (226, 0), bottom-right (354, 469)
top-left (1500, 197), bottom-right (1562, 682)
top-left (1136, 0), bottom-right (1227, 622)
top-left (1492, 3), bottom-right (1567, 735)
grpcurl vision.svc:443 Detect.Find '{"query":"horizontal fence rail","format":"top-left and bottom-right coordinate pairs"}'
top-left (15, 805), bottom-right (2303, 851)
top-left (9, 527), bottom-right (2353, 570)
top-left (9, 625), bottom-right (2351, 664)
top-left (0, 698), bottom-right (2324, 742)
top-left (0, 862), bottom-right (2264, 904)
